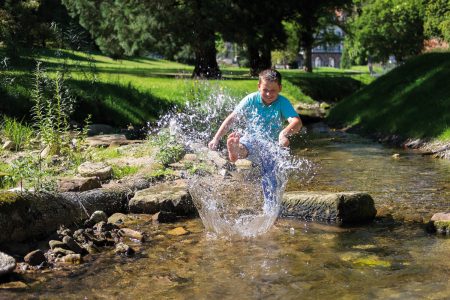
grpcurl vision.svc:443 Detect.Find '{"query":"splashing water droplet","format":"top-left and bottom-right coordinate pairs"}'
top-left (153, 81), bottom-right (312, 238)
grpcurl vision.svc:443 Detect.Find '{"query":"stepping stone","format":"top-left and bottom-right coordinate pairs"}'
top-left (0, 251), bottom-right (16, 276)
top-left (281, 191), bottom-right (377, 225)
top-left (129, 180), bottom-right (196, 216)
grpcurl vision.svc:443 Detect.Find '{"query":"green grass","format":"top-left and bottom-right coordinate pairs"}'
top-left (327, 52), bottom-right (450, 141)
top-left (0, 47), bottom-right (372, 127)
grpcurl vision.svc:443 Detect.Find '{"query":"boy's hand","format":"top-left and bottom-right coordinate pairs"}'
top-left (208, 138), bottom-right (219, 150)
top-left (279, 132), bottom-right (289, 147)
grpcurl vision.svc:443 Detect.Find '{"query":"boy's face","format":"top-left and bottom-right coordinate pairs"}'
top-left (258, 79), bottom-right (282, 105)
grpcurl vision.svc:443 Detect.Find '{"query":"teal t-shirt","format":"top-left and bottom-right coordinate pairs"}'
top-left (234, 92), bottom-right (299, 141)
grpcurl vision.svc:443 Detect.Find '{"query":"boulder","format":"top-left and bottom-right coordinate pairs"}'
top-left (0, 251), bottom-right (16, 276)
top-left (57, 177), bottom-right (101, 192)
top-left (24, 249), bottom-right (46, 266)
top-left (0, 188), bottom-right (129, 243)
top-left (427, 212), bottom-right (450, 235)
top-left (129, 180), bottom-right (196, 216)
top-left (77, 162), bottom-right (112, 181)
top-left (281, 191), bottom-right (377, 225)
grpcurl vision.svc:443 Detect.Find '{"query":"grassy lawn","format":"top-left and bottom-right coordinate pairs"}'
top-left (0, 48), bottom-right (373, 127)
top-left (327, 52), bottom-right (450, 141)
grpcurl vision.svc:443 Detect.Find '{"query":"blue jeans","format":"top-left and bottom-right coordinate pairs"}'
top-left (240, 135), bottom-right (282, 210)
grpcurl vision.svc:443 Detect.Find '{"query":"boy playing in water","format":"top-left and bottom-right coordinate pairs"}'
top-left (208, 69), bottom-right (302, 161)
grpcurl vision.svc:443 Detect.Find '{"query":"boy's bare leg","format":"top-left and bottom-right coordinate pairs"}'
top-left (227, 132), bottom-right (248, 162)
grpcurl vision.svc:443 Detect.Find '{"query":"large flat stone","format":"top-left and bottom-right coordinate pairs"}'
top-left (281, 191), bottom-right (377, 225)
top-left (129, 180), bottom-right (196, 216)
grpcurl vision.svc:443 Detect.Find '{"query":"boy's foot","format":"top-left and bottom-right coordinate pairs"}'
top-left (227, 132), bottom-right (247, 162)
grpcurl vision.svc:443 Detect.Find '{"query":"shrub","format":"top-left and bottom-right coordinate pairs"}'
top-left (1, 116), bottom-right (34, 151)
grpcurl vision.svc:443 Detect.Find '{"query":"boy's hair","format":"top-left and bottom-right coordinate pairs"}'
top-left (259, 69), bottom-right (282, 85)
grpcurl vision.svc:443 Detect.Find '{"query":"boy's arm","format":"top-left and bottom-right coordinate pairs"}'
top-left (279, 116), bottom-right (302, 147)
top-left (208, 112), bottom-right (237, 150)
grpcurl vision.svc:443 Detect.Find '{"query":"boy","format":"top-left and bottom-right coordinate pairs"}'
top-left (208, 69), bottom-right (302, 162)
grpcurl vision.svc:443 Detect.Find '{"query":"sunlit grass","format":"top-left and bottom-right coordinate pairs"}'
top-left (327, 52), bottom-right (450, 141)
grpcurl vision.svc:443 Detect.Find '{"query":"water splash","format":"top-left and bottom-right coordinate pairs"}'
top-left (154, 81), bottom-right (312, 238)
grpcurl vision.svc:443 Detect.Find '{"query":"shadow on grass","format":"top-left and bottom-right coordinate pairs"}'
top-left (69, 79), bottom-right (178, 126)
top-left (0, 73), bottom-right (177, 127)
top-left (286, 75), bottom-right (363, 103)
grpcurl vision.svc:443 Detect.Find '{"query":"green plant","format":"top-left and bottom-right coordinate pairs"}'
top-left (111, 165), bottom-right (139, 179)
top-left (1, 116), bottom-right (34, 151)
top-left (150, 130), bottom-right (186, 166)
top-left (7, 155), bottom-right (57, 192)
top-left (31, 62), bottom-right (75, 155)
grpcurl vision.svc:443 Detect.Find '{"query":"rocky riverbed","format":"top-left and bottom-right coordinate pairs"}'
top-left (1, 131), bottom-right (448, 285)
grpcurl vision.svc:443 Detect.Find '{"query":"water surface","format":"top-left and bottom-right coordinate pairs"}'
top-left (2, 125), bottom-right (449, 299)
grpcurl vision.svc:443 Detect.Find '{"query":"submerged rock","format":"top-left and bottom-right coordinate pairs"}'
top-left (167, 227), bottom-right (189, 236)
top-left (0, 251), bottom-right (16, 276)
top-left (427, 212), bottom-right (450, 235)
top-left (281, 191), bottom-right (377, 225)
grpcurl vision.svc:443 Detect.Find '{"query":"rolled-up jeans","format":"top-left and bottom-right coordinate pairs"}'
top-left (239, 135), bottom-right (282, 210)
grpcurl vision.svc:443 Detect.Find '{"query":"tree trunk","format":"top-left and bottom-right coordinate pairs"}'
top-left (304, 45), bottom-right (313, 73)
top-left (248, 44), bottom-right (272, 77)
top-left (192, 32), bottom-right (221, 79)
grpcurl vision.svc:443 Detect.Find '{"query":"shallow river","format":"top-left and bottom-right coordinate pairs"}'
top-left (2, 125), bottom-right (450, 299)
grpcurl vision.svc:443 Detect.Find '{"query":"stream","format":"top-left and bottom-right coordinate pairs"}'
top-left (2, 123), bottom-right (449, 299)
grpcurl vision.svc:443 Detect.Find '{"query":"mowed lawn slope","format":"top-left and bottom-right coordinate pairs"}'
top-left (327, 52), bottom-right (450, 141)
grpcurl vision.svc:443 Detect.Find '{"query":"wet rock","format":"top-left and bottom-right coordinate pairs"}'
top-left (85, 211), bottom-right (108, 227)
top-left (24, 250), bottom-right (46, 266)
top-left (57, 226), bottom-right (73, 239)
top-left (0, 251), bottom-right (16, 276)
top-left (94, 221), bottom-right (118, 233)
top-left (281, 191), bottom-right (377, 225)
top-left (49, 240), bottom-right (69, 250)
top-left (107, 213), bottom-right (129, 225)
top-left (55, 254), bottom-right (82, 264)
top-left (234, 159), bottom-right (253, 169)
top-left (82, 242), bottom-right (100, 254)
top-left (57, 176), bottom-right (101, 192)
top-left (115, 242), bottom-right (135, 256)
top-left (52, 247), bottom-right (75, 257)
top-left (167, 227), bottom-right (189, 236)
top-left (0, 281), bottom-right (28, 289)
top-left (118, 228), bottom-right (145, 242)
top-left (206, 150), bottom-right (230, 169)
top-left (78, 162), bottom-right (113, 180)
top-left (152, 211), bottom-right (177, 223)
top-left (427, 212), bottom-right (450, 234)
top-left (62, 236), bottom-right (85, 254)
top-left (129, 179), bottom-right (196, 216)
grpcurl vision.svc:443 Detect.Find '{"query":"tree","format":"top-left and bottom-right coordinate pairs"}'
top-left (62, 0), bottom-right (225, 78)
top-left (345, 0), bottom-right (425, 64)
top-left (220, 0), bottom-right (287, 76)
top-left (424, 0), bottom-right (450, 43)
top-left (286, 0), bottom-right (351, 72)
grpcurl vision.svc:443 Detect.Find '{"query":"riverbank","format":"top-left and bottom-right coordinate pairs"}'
top-left (327, 52), bottom-right (450, 152)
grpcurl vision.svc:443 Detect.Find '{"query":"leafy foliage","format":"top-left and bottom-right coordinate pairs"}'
top-left (344, 0), bottom-right (425, 64)
top-left (424, 0), bottom-right (450, 43)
